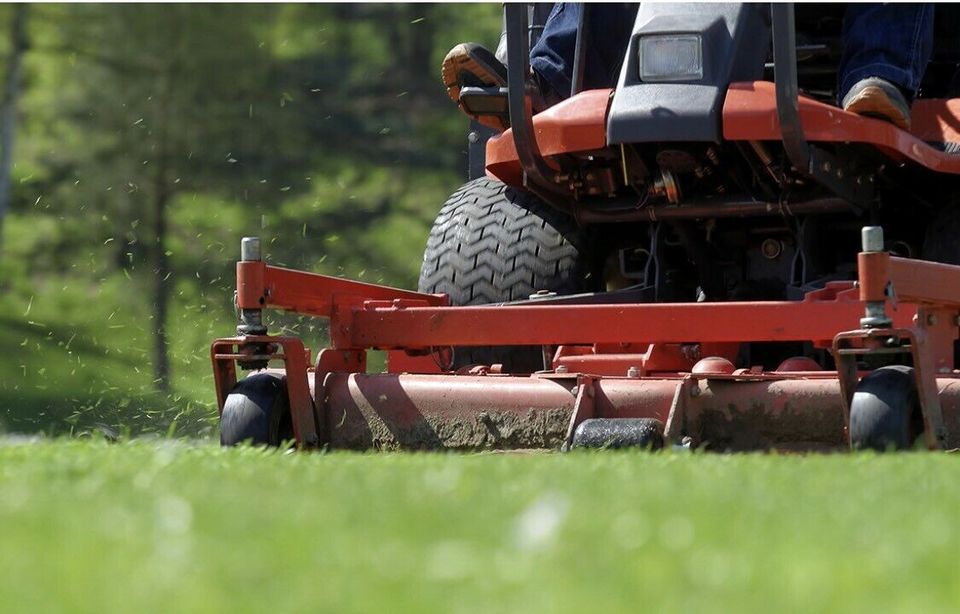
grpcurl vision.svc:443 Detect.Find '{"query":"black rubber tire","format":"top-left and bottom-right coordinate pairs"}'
top-left (849, 365), bottom-right (923, 452)
top-left (220, 372), bottom-right (294, 447)
top-left (418, 177), bottom-right (592, 372)
top-left (571, 418), bottom-right (665, 451)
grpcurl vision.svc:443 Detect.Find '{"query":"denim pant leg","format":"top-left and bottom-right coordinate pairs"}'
top-left (839, 3), bottom-right (934, 102)
top-left (530, 3), bottom-right (639, 100)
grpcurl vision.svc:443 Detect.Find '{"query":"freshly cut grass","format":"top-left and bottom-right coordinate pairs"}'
top-left (1, 441), bottom-right (958, 613)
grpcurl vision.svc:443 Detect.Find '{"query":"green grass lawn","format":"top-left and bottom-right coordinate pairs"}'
top-left (1, 441), bottom-right (957, 613)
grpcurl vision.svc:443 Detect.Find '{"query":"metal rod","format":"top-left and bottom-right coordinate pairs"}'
top-left (504, 3), bottom-right (572, 211)
top-left (575, 197), bottom-right (852, 223)
top-left (570, 4), bottom-right (590, 98)
top-left (771, 3), bottom-right (811, 175)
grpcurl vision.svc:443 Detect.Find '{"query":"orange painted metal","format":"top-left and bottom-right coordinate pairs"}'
top-left (485, 88), bottom-right (612, 185)
top-left (235, 262), bottom-right (447, 315)
top-left (723, 81), bottom-right (960, 174)
top-left (316, 369), bottom-right (960, 451)
top-left (553, 342), bottom-right (740, 376)
top-left (210, 335), bottom-right (319, 447)
top-left (236, 261), bottom-right (266, 311)
top-left (857, 252), bottom-right (890, 303)
top-left (911, 99), bottom-right (960, 146)
top-left (213, 239), bottom-right (960, 450)
top-left (345, 291), bottom-right (915, 350)
top-left (832, 251), bottom-right (960, 449)
top-left (887, 256), bottom-right (960, 306)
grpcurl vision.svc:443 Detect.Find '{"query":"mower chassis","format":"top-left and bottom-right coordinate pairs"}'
top-left (211, 228), bottom-right (960, 452)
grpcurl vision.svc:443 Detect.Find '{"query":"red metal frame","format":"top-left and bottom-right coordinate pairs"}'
top-left (213, 244), bottom-right (960, 451)
top-left (483, 82), bottom-right (960, 188)
top-left (828, 252), bottom-right (960, 450)
top-left (723, 82), bottom-right (960, 174)
top-left (485, 88), bottom-right (612, 186)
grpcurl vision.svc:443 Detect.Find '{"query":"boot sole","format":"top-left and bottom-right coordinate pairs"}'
top-left (843, 85), bottom-right (911, 130)
top-left (441, 43), bottom-right (507, 104)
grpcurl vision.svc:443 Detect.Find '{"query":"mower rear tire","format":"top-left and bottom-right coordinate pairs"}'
top-left (220, 372), bottom-right (294, 447)
top-left (849, 365), bottom-right (923, 452)
top-left (418, 177), bottom-right (592, 372)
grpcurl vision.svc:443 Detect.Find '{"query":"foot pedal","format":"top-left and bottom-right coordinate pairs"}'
top-left (459, 86), bottom-right (509, 129)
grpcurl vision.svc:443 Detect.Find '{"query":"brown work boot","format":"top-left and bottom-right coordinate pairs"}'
top-left (841, 77), bottom-right (912, 130)
top-left (441, 43), bottom-right (508, 131)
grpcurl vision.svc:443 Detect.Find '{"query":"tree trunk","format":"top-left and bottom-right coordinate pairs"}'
top-left (0, 4), bottom-right (28, 259)
top-left (150, 70), bottom-right (174, 393)
top-left (151, 164), bottom-right (171, 393)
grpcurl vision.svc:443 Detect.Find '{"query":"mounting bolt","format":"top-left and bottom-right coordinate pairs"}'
top-left (241, 237), bottom-right (262, 262)
top-left (927, 313), bottom-right (938, 326)
top-left (821, 161), bottom-right (831, 172)
top-left (862, 226), bottom-right (884, 253)
top-left (555, 365), bottom-right (569, 374)
top-left (626, 366), bottom-right (640, 378)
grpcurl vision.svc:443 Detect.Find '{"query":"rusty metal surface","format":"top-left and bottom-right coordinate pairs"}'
top-left (686, 378), bottom-right (847, 451)
top-left (322, 373), bottom-right (576, 450)
top-left (315, 371), bottom-right (924, 452)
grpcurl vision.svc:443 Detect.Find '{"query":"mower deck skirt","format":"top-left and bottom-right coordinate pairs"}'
top-left (312, 372), bottom-right (960, 451)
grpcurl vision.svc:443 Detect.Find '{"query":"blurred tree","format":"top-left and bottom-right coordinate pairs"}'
top-left (26, 4), bottom-right (290, 391)
top-left (8, 3), bottom-right (502, 399)
top-left (0, 4), bottom-right (28, 259)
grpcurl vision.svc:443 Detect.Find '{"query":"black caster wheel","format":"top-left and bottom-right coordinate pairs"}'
top-left (849, 365), bottom-right (923, 452)
top-left (220, 372), bottom-right (294, 447)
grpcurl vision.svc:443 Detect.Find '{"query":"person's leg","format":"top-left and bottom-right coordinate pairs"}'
top-left (530, 3), bottom-right (639, 102)
top-left (839, 3), bottom-right (934, 128)
top-left (440, 3), bottom-right (638, 129)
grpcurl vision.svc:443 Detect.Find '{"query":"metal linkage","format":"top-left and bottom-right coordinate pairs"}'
top-left (504, 3), bottom-right (572, 210)
top-left (770, 3), bottom-right (873, 206)
top-left (237, 237), bottom-right (267, 337)
top-left (858, 227), bottom-right (892, 329)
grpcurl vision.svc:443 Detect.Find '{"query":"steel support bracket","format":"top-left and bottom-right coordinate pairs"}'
top-left (211, 335), bottom-right (320, 449)
top-left (562, 375), bottom-right (598, 450)
top-left (833, 327), bottom-right (947, 450)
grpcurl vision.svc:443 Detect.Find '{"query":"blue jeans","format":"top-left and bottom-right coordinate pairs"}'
top-left (529, 3), bottom-right (934, 104)
top-left (530, 3), bottom-right (639, 99)
top-left (839, 3), bottom-right (934, 102)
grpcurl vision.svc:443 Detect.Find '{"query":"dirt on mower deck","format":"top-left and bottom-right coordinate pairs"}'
top-left (327, 405), bottom-right (572, 451)
top-left (320, 372), bottom-right (576, 451)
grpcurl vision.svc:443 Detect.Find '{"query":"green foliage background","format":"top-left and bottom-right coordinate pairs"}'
top-left (0, 3), bottom-right (503, 436)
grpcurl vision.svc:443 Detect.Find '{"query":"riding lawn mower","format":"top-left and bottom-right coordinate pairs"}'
top-left (212, 3), bottom-right (960, 452)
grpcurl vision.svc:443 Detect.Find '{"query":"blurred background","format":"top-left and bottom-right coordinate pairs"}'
top-left (0, 3), bottom-right (502, 437)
